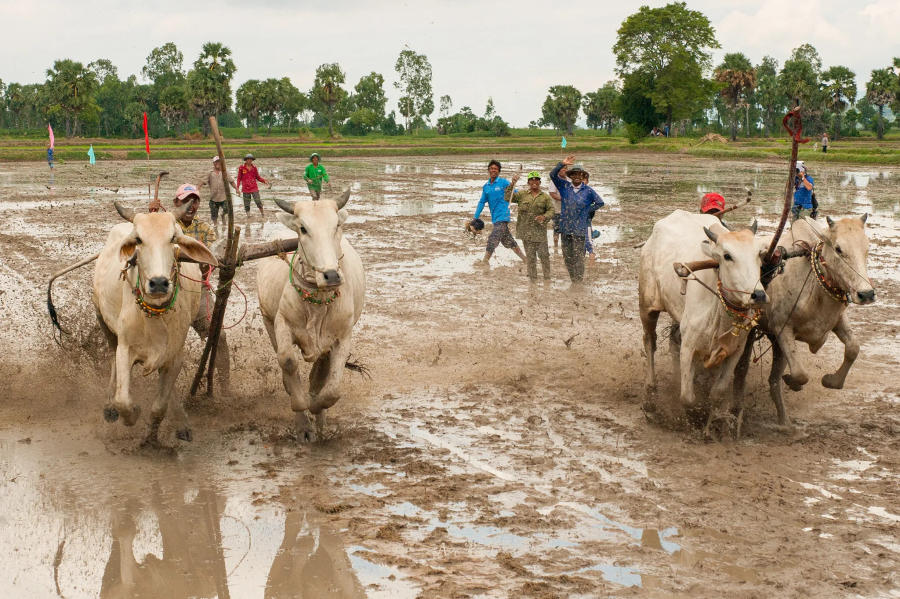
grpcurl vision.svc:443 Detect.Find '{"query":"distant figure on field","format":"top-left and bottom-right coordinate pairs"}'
top-left (236, 153), bottom-right (271, 217)
top-left (198, 156), bottom-right (237, 230)
top-left (505, 170), bottom-right (554, 281)
top-left (547, 166), bottom-right (566, 252)
top-left (550, 155), bottom-right (604, 283)
top-left (822, 133), bottom-right (829, 153)
top-left (47, 145), bottom-right (54, 170)
top-left (304, 152), bottom-right (331, 200)
top-left (473, 160), bottom-right (527, 266)
top-left (791, 161), bottom-right (816, 221)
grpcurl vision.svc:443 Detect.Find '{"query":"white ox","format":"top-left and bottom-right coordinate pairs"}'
top-left (734, 214), bottom-right (875, 424)
top-left (639, 210), bottom-right (769, 422)
top-left (257, 191), bottom-right (365, 441)
top-left (93, 202), bottom-right (217, 445)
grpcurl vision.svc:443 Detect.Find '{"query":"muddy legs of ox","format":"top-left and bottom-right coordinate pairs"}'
top-left (777, 328), bottom-right (809, 391)
top-left (768, 337), bottom-right (790, 426)
top-left (269, 315), bottom-right (315, 441)
top-left (822, 315), bottom-right (859, 389)
top-left (110, 345), bottom-right (141, 426)
top-left (678, 339), bottom-right (698, 407)
top-left (309, 340), bottom-right (352, 440)
top-left (705, 349), bottom-right (746, 439)
top-left (640, 309), bottom-right (659, 402)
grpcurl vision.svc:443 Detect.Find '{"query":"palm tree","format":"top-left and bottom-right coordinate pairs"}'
top-left (821, 66), bottom-right (856, 139)
top-left (46, 59), bottom-right (98, 136)
top-left (187, 42), bottom-right (236, 132)
top-left (866, 68), bottom-right (895, 140)
top-left (714, 53), bottom-right (756, 141)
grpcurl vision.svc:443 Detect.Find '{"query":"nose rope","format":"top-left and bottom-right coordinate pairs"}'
top-left (810, 242), bottom-right (850, 305)
top-left (120, 250), bottom-right (180, 317)
top-left (679, 263), bottom-right (762, 336)
top-left (288, 251), bottom-right (341, 305)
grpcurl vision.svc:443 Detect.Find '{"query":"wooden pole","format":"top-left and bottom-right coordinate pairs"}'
top-left (190, 116), bottom-right (238, 397)
top-left (765, 103), bottom-right (808, 264)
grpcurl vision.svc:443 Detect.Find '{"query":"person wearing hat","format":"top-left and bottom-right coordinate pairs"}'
top-left (473, 159), bottom-right (527, 266)
top-left (549, 155), bottom-right (604, 283)
top-left (700, 192), bottom-right (725, 216)
top-left (236, 153), bottom-right (271, 218)
top-left (791, 161), bottom-right (815, 221)
top-left (304, 153), bottom-right (330, 200)
top-left (198, 155), bottom-right (237, 230)
top-left (505, 170), bottom-right (555, 281)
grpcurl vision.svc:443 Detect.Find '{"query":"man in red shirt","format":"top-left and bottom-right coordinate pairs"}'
top-left (236, 153), bottom-right (271, 217)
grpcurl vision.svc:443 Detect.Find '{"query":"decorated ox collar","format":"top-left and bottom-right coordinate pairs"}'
top-left (120, 252), bottom-right (181, 317)
top-left (810, 241), bottom-right (849, 305)
top-left (287, 251), bottom-right (340, 305)
top-left (715, 279), bottom-right (761, 336)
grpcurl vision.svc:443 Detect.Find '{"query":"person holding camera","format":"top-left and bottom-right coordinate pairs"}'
top-left (791, 160), bottom-right (817, 221)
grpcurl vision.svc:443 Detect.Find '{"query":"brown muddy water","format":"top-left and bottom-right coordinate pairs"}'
top-left (0, 155), bottom-right (898, 598)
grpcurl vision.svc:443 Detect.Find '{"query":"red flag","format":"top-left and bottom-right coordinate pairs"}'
top-left (142, 112), bottom-right (150, 155)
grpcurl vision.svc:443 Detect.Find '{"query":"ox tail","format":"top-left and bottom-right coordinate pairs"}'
top-left (47, 253), bottom-right (100, 334)
top-left (344, 355), bottom-right (371, 379)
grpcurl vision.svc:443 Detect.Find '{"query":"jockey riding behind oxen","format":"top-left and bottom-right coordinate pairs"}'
top-left (257, 190), bottom-right (365, 441)
top-left (93, 201), bottom-right (218, 445)
top-left (640, 210), bottom-right (769, 433)
top-left (734, 213), bottom-right (875, 425)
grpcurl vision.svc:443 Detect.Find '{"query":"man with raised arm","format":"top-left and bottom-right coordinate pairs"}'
top-left (549, 155), bottom-right (604, 283)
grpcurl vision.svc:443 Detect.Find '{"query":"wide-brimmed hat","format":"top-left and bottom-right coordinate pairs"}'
top-left (175, 183), bottom-right (200, 201)
top-left (309, 152), bottom-right (320, 161)
top-left (244, 153), bottom-right (255, 161)
top-left (567, 164), bottom-right (588, 175)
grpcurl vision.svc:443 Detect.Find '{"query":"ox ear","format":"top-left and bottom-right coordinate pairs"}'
top-left (703, 226), bottom-right (718, 244)
top-left (337, 208), bottom-right (348, 226)
top-left (276, 212), bottom-right (296, 232)
top-left (176, 233), bottom-right (218, 267)
top-left (335, 188), bottom-right (351, 210)
top-left (749, 219), bottom-right (758, 234)
top-left (701, 239), bottom-right (715, 258)
top-left (119, 231), bottom-right (138, 263)
top-left (114, 201), bottom-right (135, 222)
top-left (860, 212), bottom-right (868, 225)
top-left (826, 216), bottom-right (836, 229)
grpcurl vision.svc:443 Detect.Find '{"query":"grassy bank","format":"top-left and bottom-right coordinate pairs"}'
top-left (3, 130), bottom-right (900, 165)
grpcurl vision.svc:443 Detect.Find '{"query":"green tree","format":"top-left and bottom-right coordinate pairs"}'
top-left (186, 42), bottom-right (236, 132)
top-left (142, 42), bottom-right (185, 88)
top-left (778, 44), bottom-right (826, 129)
top-left (821, 66), bottom-right (856, 140)
top-left (541, 85), bottom-right (581, 134)
top-left (714, 52), bottom-right (756, 141)
top-left (276, 78), bottom-right (305, 131)
top-left (394, 47), bottom-right (434, 133)
top-left (236, 79), bottom-right (262, 130)
top-left (159, 85), bottom-right (189, 133)
top-left (616, 74), bottom-right (664, 142)
top-left (613, 2), bottom-right (719, 128)
top-left (45, 59), bottom-right (99, 136)
top-left (352, 72), bottom-right (387, 119)
top-left (866, 67), bottom-right (895, 140)
top-left (754, 56), bottom-right (782, 137)
top-left (439, 94), bottom-right (453, 119)
top-left (484, 97), bottom-right (496, 119)
top-left (582, 82), bottom-right (620, 134)
top-left (842, 107), bottom-right (860, 136)
top-left (310, 63), bottom-right (348, 137)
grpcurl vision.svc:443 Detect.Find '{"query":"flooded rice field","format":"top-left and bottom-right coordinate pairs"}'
top-left (0, 154), bottom-right (898, 598)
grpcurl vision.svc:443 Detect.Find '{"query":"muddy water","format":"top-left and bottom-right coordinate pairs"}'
top-left (1, 155), bottom-right (898, 597)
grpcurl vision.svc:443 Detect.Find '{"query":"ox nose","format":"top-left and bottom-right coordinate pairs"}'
top-left (322, 269), bottom-right (342, 287)
top-left (750, 289), bottom-right (767, 304)
top-left (148, 276), bottom-right (170, 295)
top-left (856, 289), bottom-right (875, 304)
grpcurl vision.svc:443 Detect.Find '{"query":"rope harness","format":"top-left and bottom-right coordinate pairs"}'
top-left (810, 241), bottom-right (849, 305)
top-left (287, 250), bottom-right (341, 305)
top-left (120, 252), bottom-right (180, 317)
top-left (715, 279), bottom-right (762, 336)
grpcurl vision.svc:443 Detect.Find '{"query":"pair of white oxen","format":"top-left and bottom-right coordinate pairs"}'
top-left (640, 210), bottom-right (875, 433)
top-left (92, 192), bottom-right (364, 445)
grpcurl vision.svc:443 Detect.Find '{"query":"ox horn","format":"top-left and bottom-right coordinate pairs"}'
top-left (335, 188), bottom-right (351, 210)
top-left (114, 201), bottom-right (135, 222)
top-left (274, 198), bottom-right (297, 214)
top-left (860, 212), bottom-right (868, 225)
top-left (826, 216), bottom-right (836, 229)
top-left (703, 226), bottom-right (718, 243)
top-left (750, 219), bottom-right (758, 234)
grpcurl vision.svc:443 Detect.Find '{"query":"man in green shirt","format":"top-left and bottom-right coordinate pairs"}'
top-left (304, 152), bottom-right (330, 200)
top-left (505, 171), bottom-right (555, 281)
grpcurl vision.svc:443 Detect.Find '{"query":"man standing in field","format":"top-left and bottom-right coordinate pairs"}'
top-left (304, 152), bottom-right (330, 200)
top-left (473, 159), bottom-right (527, 266)
top-left (236, 154), bottom-right (271, 218)
top-left (550, 155), bottom-right (604, 283)
top-left (505, 170), bottom-right (554, 281)
top-left (198, 156), bottom-right (237, 230)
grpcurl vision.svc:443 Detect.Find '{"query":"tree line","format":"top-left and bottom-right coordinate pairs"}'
top-left (1, 3), bottom-right (898, 141)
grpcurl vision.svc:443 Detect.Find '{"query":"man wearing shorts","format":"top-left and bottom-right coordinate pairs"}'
top-left (473, 160), bottom-right (526, 266)
top-left (304, 152), bottom-right (330, 200)
top-left (236, 153), bottom-right (271, 217)
top-left (198, 155), bottom-right (237, 229)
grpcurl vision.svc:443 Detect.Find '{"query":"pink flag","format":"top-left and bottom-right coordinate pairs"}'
top-left (48, 124), bottom-right (55, 149)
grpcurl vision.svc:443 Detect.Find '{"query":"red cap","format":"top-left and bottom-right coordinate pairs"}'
top-left (701, 192), bottom-right (725, 214)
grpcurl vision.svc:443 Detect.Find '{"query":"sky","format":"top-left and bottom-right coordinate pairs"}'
top-left (2, 0), bottom-right (899, 127)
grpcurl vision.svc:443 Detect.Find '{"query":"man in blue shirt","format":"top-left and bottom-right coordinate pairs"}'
top-left (791, 161), bottom-right (815, 221)
top-left (550, 155), bottom-right (604, 282)
top-left (473, 160), bottom-right (526, 265)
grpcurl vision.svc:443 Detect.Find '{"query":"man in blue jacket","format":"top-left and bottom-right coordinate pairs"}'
top-left (473, 160), bottom-right (527, 265)
top-left (550, 155), bottom-right (604, 282)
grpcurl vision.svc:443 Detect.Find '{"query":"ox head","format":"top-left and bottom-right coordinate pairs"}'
top-left (114, 201), bottom-right (218, 303)
top-left (822, 214), bottom-right (875, 304)
top-left (701, 220), bottom-right (769, 307)
top-left (274, 190), bottom-right (350, 289)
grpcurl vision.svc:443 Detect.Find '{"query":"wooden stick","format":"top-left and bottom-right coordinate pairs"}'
top-left (190, 116), bottom-right (238, 397)
top-left (766, 103), bottom-right (807, 263)
top-left (674, 259), bottom-right (718, 278)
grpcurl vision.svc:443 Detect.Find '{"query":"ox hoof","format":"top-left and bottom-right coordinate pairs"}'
top-left (175, 428), bottom-right (193, 442)
top-left (103, 406), bottom-right (119, 423)
top-left (294, 412), bottom-right (317, 443)
top-left (782, 373), bottom-right (808, 392)
top-left (821, 373), bottom-right (845, 390)
top-left (121, 406), bottom-right (141, 427)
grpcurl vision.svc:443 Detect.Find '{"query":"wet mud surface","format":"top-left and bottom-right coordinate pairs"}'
top-left (0, 155), bottom-right (898, 598)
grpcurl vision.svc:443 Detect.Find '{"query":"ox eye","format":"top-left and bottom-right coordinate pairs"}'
top-left (135, 236), bottom-right (142, 244)
top-left (835, 245), bottom-right (843, 255)
top-left (300, 225), bottom-right (308, 235)
top-left (723, 253), bottom-right (733, 261)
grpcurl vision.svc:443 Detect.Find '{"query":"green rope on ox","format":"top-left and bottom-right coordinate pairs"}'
top-left (289, 251), bottom-right (339, 305)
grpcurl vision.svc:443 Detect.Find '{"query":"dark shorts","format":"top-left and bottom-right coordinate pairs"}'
top-left (209, 200), bottom-right (231, 221)
top-left (486, 221), bottom-right (519, 253)
top-left (242, 191), bottom-right (261, 211)
top-left (308, 187), bottom-right (322, 200)
top-left (552, 213), bottom-right (561, 234)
